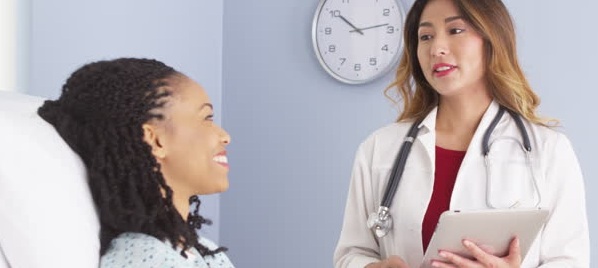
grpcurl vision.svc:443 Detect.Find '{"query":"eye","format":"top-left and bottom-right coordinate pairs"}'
top-left (419, 34), bottom-right (432, 41)
top-left (205, 114), bottom-right (214, 121)
top-left (449, 28), bottom-right (465, 35)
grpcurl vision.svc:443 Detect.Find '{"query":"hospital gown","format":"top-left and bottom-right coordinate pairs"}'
top-left (100, 232), bottom-right (234, 268)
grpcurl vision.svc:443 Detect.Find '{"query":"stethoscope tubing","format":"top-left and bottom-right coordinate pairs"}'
top-left (369, 106), bottom-right (539, 237)
top-left (381, 118), bottom-right (423, 208)
top-left (482, 108), bottom-right (531, 156)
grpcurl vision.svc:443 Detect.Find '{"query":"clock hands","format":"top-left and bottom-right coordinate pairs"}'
top-left (349, 23), bottom-right (389, 33)
top-left (337, 17), bottom-right (390, 35)
top-left (338, 15), bottom-right (364, 35)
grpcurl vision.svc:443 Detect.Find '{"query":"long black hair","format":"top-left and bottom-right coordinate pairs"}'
top-left (38, 58), bottom-right (225, 257)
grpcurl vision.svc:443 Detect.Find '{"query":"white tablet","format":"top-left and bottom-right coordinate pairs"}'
top-left (421, 208), bottom-right (549, 268)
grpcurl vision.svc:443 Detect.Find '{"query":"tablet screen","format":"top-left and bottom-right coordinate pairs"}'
top-left (421, 208), bottom-right (549, 268)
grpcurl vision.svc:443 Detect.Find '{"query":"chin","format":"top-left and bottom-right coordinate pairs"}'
top-left (434, 86), bottom-right (463, 97)
top-left (216, 180), bottom-right (230, 192)
top-left (207, 178), bottom-right (229, 194)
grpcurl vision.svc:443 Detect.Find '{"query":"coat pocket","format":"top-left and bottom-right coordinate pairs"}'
top-left (485, 138), bottom-right (541, 208)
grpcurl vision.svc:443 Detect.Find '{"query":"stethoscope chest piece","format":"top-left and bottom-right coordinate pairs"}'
top-left (367, 206), bottom-right (393, 238)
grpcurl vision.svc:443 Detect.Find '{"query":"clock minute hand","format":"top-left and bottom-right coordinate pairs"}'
top-left (338, 15), bottom-right (364, 35)
top-left (350, 23), bottom-right (389, 33)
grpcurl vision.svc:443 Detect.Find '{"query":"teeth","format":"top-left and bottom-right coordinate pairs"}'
top-left (213, 155), bottom-right (228, 164)
top-left (435, 66), bottom-right (452, 72)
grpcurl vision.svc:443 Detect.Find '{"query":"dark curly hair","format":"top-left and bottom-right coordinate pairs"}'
top-left (37, 58), bottom-right (226, 257)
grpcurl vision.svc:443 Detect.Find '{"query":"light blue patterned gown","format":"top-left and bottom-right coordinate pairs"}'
top-left (100, 232), bottom-right (234, 268)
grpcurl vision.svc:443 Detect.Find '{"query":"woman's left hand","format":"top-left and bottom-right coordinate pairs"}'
top-left (430, 237), bottom-right (521, 268)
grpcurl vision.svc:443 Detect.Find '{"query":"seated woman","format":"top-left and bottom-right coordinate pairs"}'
top-left (38, 58), bottom-right (234, 267)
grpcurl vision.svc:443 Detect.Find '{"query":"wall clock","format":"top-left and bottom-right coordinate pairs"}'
top-left (312, 0), bottom-right (406, 84)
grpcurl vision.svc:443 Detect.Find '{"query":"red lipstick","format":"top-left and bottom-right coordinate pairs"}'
top-left (214, 151), bottom-right (229, 168)
top-left (432, 63), bottom-right (457, 77)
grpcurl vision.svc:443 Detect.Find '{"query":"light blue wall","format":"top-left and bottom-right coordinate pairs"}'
top-left (16, 0), bottom-right (30, 92)
top-left (504, 0), bottom-right (598, 261)
top-left (28, 0), bottom-right (224, 242)
top-left (221, 0), bottom-right (597, 267)
top-left (220, 0), bottom-right (399, 266)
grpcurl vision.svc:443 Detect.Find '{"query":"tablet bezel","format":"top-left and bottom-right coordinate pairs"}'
top-left (421, 208), bottom-right (549, 267)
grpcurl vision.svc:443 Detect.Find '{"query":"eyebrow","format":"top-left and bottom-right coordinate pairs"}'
top-left (200, 103), bottom-right (213, 111)
top-left (419, 16), bottom-right (464, 28)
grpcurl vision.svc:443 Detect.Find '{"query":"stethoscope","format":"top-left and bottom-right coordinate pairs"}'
top-left (366, 106), bottom-right (542, 238)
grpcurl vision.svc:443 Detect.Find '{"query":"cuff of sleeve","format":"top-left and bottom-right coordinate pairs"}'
top-left (350, 256), bottom-right (381, 268)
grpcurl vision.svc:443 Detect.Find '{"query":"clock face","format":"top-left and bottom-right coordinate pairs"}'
top-left (312, 0), bottom-right (405, 84)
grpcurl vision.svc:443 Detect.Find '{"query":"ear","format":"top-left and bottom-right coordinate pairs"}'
top-left (142, 123), bottom-right (167, 159)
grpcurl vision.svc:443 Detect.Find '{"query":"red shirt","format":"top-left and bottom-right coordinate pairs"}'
top-left (421, 146), bottom-right (466, 252)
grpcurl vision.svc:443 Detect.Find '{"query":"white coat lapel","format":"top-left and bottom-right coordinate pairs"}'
top-left (450, 101), bottom-right (501, 209)
top-left (416, 107), bottom-right (438, 170)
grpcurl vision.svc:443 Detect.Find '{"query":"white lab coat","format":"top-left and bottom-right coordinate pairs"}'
top-left (334, 101), bottom-right (589, 268)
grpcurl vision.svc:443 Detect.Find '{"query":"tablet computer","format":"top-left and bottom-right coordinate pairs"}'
top-left (421, 208), bottom-right (549, 268)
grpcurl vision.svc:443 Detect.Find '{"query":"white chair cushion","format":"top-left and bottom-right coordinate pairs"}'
top-left (0, 246), bottom-right (9, 268)
top-left (0, 91), bottom-right (100, 267)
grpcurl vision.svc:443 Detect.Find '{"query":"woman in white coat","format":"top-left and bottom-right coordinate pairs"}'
top-left (333, 0), bottom-right (589, 267)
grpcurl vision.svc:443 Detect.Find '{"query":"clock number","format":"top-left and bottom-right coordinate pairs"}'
top-left (330, 10), bottom-right (341, 18)
top-left (386, 26), bottom-right (395, 34)
top-left (329, 45), bottom-right (336, 53)
top-left (383, 9), bottom-right (390, 16)
top-left (339, 58), bottom-right (346, 65)
top-left (369, 58), bottom-right (377, 66)
top-left (342, 0), bottom-right (350, 3)
top-left (354, 64), bottom-right (361, 71)
top-left (382, 44), bottom-right (389, 51)
top-left (325, 27), bottom-right (332, 35)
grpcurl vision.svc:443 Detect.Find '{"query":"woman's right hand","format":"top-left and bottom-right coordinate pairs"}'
top-left (365, 256), bottom-right (410, 268)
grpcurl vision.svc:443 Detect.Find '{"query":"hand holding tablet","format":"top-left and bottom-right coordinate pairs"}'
top-left (421, 208), bottom-right (549, 268)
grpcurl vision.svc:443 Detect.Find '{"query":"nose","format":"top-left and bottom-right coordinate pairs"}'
top-left (431, 35), bottom-right (449, 57)
top-left (220, 127), bottom-right (231, 145)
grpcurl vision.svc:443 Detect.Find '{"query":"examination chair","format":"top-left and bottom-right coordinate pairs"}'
top-left (0, 91), bottom-right (100, 267)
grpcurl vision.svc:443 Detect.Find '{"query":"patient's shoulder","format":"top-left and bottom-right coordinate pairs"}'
top-left (100, 232), bottom-right (192, 268)
top-left (100, 232), bottom-right (234, 268)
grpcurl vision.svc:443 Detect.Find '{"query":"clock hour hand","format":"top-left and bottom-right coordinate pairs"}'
top-left (338, 15), bottom-right (364, 35)
top-left (350, 23), bottom-right (389, 33)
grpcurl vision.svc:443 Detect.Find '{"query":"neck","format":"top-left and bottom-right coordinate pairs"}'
top-left (434, 90), bottom-right (492, 151)
top-left (159, 163), bottom-right (191, 222)
top-left (172, 191), bottom-right (190, 222)
top-left (436, 92), bottom-right (492, 133)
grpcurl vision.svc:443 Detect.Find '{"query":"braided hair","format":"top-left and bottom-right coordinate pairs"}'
top-left (37, 58), bottom-right (226, 257)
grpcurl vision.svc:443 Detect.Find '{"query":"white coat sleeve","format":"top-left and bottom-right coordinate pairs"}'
top-left (538, 133), bottom-right (589, 267)
top-left (334, 140), bottom-right (382, 268)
